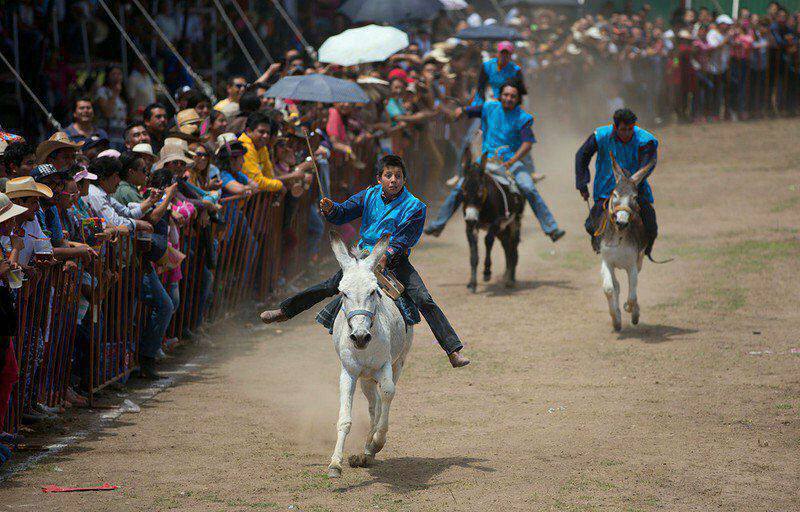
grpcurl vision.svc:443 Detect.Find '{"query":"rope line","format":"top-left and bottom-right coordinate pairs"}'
top-left (227, 0), bottom-right (275, 65)
top-left (96, 0), bottom-right (179, 110)
top-left (211, 0), bottom-right (262, 78)
top-left (269, 0), bottom-right (316, 59)
top-left (0, 49), bottom-right (62, 131)
top-left (129, 0), bottom-right (218, 103)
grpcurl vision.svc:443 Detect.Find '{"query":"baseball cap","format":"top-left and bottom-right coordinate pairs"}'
top-left (30, 163), bottom-right (68, 181)
top-left (497, 41), bottom-right (515, 53)
top-left (388, 68), bottom-right (413, 84)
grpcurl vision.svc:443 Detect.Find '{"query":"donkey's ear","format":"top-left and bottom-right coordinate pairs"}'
top-left (461, 147), bottom-right (473, 170)
top-left (630, 158), bottom-right (656, 186)
top-left (364, 233), bottom-right (391, 270)
top-left (609, 151), bottom-right (627, 182)
top-left (330, 231), bottom-right (355, 271)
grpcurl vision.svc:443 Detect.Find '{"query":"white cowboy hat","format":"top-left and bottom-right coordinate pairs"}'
top-left (132, 143), bottom-right (157, 158)
top-left (0, 193), bottom-right (27, 224)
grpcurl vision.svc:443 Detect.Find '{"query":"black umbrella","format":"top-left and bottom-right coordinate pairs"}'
top-left (339, 0), bottom-right (443, 24)
top-left (456, 25), bottom-right (524, 41)
top-left (264, 74), bottom-right (369, 104)
top-left (502, 0), bottom-right (584, 6)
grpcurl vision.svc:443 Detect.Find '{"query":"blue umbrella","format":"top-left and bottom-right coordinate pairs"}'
top-left (264, 74), bottom-right (370, 104)
top-left (456, 25), bottom-right (524, 41)
top-left (340, 0), bottom-right (443, 24)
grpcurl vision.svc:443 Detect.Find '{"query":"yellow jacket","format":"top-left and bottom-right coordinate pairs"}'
top-left (239, 132), bottom-right (282, 192)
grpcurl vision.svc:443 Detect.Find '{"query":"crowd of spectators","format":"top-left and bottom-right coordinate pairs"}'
top-left (1, 1), bottom-right (799, 466)
top-left (476, 3), bottom-right (800, 127)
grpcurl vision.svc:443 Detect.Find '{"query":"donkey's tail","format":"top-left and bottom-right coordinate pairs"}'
top-left (646, 253), bottom-right (675, 264)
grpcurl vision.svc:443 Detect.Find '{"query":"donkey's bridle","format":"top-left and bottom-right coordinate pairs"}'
top-left (346, 308), bottom-right (375, 326)
top-left (594, 197), bottom-right (639, 237)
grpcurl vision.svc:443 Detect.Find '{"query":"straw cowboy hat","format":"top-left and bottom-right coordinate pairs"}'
top-left (153, 144), bottom-right (193, 171)
top-left (35, 132), bottom-right (83, 164)
top-left (0, 193), bottom-right (27, 224)
top-left (4, 176), bottom-right (53, 199)
top-left (163, 137), bottom-right (196, 157)
top-left (175, 108), bottom-right (202, 135)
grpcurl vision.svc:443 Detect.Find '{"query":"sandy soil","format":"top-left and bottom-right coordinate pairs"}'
top-left (1, 119), bottom-right (799, 512)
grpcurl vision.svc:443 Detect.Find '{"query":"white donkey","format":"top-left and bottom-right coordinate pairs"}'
top-left (598, 152), bottom-right (656, 331)
top-left (327, 232), bottom-right (413, 478)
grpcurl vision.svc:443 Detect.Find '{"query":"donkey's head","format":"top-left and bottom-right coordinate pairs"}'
top-left (330, 231), bottom-right (390, 350)
top-left (608, 151), bottom-right (654, 230)
top-left (461, 148), bottom-right (488, 223)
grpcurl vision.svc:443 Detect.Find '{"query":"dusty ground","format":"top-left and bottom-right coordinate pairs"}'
top-left (1, 119), bottom-right (799, 512)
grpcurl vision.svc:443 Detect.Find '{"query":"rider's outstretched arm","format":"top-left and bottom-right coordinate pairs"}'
top-left (325, 189), bottom-right (367, 225)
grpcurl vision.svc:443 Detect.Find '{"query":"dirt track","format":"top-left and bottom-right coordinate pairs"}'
top-left (2, 119), bottom-right (799, 511)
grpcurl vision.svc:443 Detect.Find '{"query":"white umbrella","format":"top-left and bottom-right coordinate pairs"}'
top-left (439, 0), bottom-right (468, 10)
top-left (318, 24), bottom-right (409, 67)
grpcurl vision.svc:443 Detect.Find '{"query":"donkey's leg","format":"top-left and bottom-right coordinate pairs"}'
top-left (624, 264), bottom-right (640, 325)
top-left (601, 259), bottom-right (622, 332)
top-left (329, 368), bottom-right (357, 477)
top-left (483, 225), bottom-right (498, 282)
top-left (349, 378), bottom-right (379, 468)
top-left (498, 229), bottom-right (515, 288)
top-left (467, 223), bottom-right (479, 292)
top-left (508, 220), bottom-right (521, 283)
top-left (367, 362), bottom-right (396, 457)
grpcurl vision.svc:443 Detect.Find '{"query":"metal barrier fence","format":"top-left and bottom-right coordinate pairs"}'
top-left (2, 123), bottom-right (464, 434)
top-left (527, 46), bottom-right (800, 130)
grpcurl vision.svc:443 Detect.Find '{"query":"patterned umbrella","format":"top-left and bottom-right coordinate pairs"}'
top-left (264, 74), bottom-right (370, 104)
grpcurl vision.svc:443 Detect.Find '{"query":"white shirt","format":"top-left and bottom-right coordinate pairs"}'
top-left (0, 218), bottom-right (49, 267)
top-left (467, 13), bottom-right (482, 27)
top-left (127, 69), bottom-right (156, 114)
top-left (85, 184), bottom-right (141, 232)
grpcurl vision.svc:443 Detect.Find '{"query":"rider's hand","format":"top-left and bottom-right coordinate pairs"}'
top-left (579, 188), bottom-right (590, 201)
top-left (319, 197), bottom-right (334, 215)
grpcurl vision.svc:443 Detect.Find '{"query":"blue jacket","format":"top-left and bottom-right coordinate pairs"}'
top-left (469, 100), bottom-right (535, 162)
top-left (325, 185), bottom-right (426, 261)
top-left (472, 58), bottom-right (525, 106)
top-left (575, 125), bottom-right (658, 203)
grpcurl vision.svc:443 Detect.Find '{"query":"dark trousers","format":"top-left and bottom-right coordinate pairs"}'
top-left (280, 256), bottom-right (463, 354)
top-left (585, 197), bottom-right (657, 255)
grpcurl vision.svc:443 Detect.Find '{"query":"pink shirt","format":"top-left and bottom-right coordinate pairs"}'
top-left (326, 107), bottom-right (347, 144)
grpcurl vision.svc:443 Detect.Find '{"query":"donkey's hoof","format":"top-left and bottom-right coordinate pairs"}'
top-left (632, 312), bottom-right (640, 325)
top-left (483, 271), bottom-right (492, 282)
top-left (613, 319), bottom-right (622, 332)
top-left (467, 282), bottom-right (477, 293)
top-left (348, 453), bottom-right (374, 468)
top-left (327, 466), bottom-right (342, 478)
top-left (504, 279), bottom-right (515, 289)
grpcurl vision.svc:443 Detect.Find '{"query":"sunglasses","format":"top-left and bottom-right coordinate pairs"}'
top-left (195, 152), bottom-right (210, 158)
top-left (234, 83), bottom-right (247, 89)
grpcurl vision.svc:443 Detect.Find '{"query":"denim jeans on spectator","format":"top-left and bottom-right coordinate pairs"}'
top-left (168, 282), bottom-right (180, 314)
top-left (196, 265), bottom-right (214, 325)
top-left (141, 269), bottom-right (174, 358)
top-left (730, 59), bottom-right (749, 116)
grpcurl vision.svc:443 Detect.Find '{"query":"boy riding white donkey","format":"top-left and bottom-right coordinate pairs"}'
top-left (260, 154), bottom-right (470, 476)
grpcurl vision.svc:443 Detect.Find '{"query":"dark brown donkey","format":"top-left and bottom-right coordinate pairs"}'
top-left (460, 149), bottom-right (525, 292)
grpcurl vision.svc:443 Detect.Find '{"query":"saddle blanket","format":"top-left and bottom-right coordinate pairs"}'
top-left (485, 164), bottom-right (520, 194)
top-left (316, 294), bottom-right (421, 334)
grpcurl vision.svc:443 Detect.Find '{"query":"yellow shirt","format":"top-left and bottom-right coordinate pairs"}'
top-left (238, 132), bottom-right (282, 192)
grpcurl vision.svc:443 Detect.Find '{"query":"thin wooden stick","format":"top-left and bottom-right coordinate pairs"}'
top-left (302, 128), bottom-right (327, 199)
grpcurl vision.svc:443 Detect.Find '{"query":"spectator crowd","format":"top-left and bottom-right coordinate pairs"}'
top-left (1, 1), bottom-right (799, 467)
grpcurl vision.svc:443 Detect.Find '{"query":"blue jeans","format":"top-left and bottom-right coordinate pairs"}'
top-left (428, 157), bottom-right (559, 235)
top-left (141, 269), bottom-right (174, 358)
top-left (509, 158), bottom-right (558, 234)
